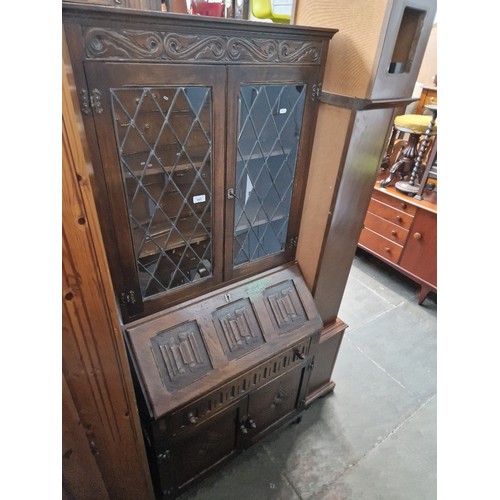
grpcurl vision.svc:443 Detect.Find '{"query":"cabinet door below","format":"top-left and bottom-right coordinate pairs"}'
top-left (165, 399), bottom-right (246, 494)
top-left (244, 363), bottom-right (306, 445)
top-left (399, 209), bottom-right (437, 287)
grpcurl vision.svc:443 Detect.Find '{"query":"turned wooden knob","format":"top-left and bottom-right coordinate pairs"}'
top-left (413, 232), bottom-right (422, 240)
top-left (384, 247), bottom-right (391, 254)
top-left (391, 230), bottom-right (397, 236)
top-left (400, 202), bottom-right (407, 209)
top-left (396, 215), bottom-right (403, 223)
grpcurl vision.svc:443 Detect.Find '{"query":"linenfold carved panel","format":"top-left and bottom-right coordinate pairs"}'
top-left (263, 280), bottom-right (307, 335)
top-left (213, 298), bottom-right (265, 361)
top-left (150, 321), bottom-right (212, 392)
top-left (83, 28), bottom-right (322, 64)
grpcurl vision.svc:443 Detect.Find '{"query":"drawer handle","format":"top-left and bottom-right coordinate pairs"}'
top-left (293, 347), bottom-right (306, 360)
top-left (384, 247), bottom-right (391, 254)
top-left (400, 202), bottom-right (407, 209)
top-left (239, 424), bottom-right (248, 435)
top-left (413, 232), bottom-right (422, 241)
top-left (187, 412), bottom-right (198, 425)
top-left (246, 418), bottom-right (257, 430)
top-left (391, 230), bottom-right (397, 237)
top-left (396, 215), bottom-right (403, 223)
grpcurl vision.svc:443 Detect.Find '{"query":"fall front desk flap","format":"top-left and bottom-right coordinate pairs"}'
top-left (124, 263), bottom-right (323, 419)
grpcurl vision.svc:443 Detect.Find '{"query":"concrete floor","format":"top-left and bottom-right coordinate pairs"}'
top-left (179, 249), bottom-right (437, 500)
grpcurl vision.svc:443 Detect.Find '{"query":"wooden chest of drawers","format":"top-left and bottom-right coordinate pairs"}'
top-left (415, 85), bottom-right (437, 114)
top-left (359, 180), bottom-right (437, 304)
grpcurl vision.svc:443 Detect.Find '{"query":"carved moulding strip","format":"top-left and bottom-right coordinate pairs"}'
top-left (83, 27), bottom-right (322, 64)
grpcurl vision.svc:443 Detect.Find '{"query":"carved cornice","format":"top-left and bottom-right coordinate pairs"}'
top-left (83, 27), bottom-right (322, 64)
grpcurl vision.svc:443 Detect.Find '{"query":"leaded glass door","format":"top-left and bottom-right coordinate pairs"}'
top-left (84, 62), bottom-right (225, 319)
top-left (225, 66), bottom-right (321, 281)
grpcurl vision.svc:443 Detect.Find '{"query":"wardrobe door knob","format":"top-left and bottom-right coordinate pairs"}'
top-left (413, 232), bottom-right (422, 241)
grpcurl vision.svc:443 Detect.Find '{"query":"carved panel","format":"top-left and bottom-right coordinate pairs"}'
top-left (263, 280), bottom-right (307, 335)
top-left (150, 321), bottom-right (212, 392)
top-left (83, 28), bottom-right (322, 64)
top-left (213, 298), bottom-right (265, 361)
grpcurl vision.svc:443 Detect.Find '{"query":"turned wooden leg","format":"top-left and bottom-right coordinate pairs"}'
top-left (379, 133), bottom-right (421, 188)
top-left (417, 284), bottom-right (432, 305)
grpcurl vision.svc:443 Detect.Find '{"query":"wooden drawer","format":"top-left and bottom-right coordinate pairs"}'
top-left (367, 198), bottom-right (414, 230)
top-left (363, 212), bottom-right (409, 245)
top-left (359, 227), bottom-right (402, 264)
top-left (371, 190), bottom-right (417, 216)
top-left (419, 88), bottom-right (437, 111)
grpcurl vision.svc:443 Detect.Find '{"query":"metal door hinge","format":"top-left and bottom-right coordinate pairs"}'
top-left (311, 82), bottom-right (322, 102)
top-left (119, 290), bottom-right (137, 307)
top-left (80, 88), bottom-right (103, 115)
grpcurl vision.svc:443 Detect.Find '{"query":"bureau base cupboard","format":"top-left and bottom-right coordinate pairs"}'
top-left (359, 173), bottom-right (437, 304)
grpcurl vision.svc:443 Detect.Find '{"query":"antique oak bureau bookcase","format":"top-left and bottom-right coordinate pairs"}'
top-left (63, 4), bottom-right (340, 498)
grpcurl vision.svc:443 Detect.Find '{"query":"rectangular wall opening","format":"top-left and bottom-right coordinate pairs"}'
top-left (389, 7), bottom-right (426, 74)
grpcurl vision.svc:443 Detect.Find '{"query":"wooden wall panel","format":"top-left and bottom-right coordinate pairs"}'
top-left (62, 34), bottom-right (154, 500)
top-left (293, 0), bottom-right (390, 98)
top-left (296, 104), bottom-right (353, 289)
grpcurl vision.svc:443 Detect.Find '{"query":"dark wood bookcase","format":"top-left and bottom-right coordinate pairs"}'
top-left (63, 4), bottom-right (342, 498)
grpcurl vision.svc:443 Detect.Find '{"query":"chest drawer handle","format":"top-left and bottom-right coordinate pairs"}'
top-left (413, 232), bottom-right (422, 241)
top-left (396, 215), bottom-right (403, 223)
top-left (391, 230), bottom-right (397, 237)
top-left (187, 412), bottom-right (198, 425)
top-left (384, 247), bottom-right (391, 254)
top-left (400, 202), bottom-right (407, 209)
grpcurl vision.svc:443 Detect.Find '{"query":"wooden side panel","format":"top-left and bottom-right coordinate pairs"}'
top-left (62, 35), bottom-right (154, 500)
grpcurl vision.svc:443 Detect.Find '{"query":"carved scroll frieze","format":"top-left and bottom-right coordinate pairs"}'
top-left (150, 321), bottom-right (212, 392)
top-left (83, 27), bottom-right (322, 64)
top-left (85, 28), bottom-right (164, 59)
top-left (263, 280), bottom-right (307, 335)
top-left (213, 298), bottom-right (265, 361)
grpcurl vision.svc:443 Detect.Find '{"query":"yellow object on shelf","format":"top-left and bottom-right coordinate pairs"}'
top-left (251, 0), bottom-right (292, 23)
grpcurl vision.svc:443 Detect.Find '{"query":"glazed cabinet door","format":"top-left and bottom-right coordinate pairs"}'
top-left (83, 62), bottom-right (226, 320)
top-left (225, 65), bottom-right (321, 281)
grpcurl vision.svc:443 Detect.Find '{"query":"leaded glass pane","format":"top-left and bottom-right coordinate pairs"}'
top-left (110, 86), bottom-right (213, 299)
top-left (233, 83), bottom-right (306, 266)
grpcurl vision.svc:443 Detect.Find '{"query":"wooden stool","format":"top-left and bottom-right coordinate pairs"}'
top-left (379, 114), bottom-right (437, 188)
